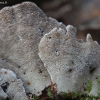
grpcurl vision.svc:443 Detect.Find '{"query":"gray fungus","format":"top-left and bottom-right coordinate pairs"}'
top-left (0, 1), bottom-right (100, 100)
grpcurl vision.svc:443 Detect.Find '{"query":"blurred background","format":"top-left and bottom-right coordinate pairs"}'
top-left (0, 0), bottom-right (100, 43)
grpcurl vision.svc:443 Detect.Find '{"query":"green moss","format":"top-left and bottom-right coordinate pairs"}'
top-left (32, 95), bottom-right (39, 100)
top-left (47, 87), bottom-right (53, 99)
top-left (85, 80), bottom-right (93, 94)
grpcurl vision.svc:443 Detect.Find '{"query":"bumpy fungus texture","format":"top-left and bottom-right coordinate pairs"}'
top-left (39, 25), bottom-right (100, 96)
top-left (0, 1), bottom-right (66, 95)
top-left (0, 1), bottom-right (100, 97)
top-left (0, 68), bottom-right (28, 100)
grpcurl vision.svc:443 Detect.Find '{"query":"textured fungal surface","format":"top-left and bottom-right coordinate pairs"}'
top-left (39, 25), bottom-right (100, 95)
top-left (0, 86), bottom-right (8, 100)
top-left (1, 1), bottom-right (100, 97)
top-left (0, 1), bottom-right (67, 95)
top-left (0, 68), bottom-right (28, 100)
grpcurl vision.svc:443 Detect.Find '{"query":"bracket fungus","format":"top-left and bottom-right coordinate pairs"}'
top-left (0, 1), bottom-right (66, 96)
top-left (0, 1), bottom-right (100, 98)
top-left (0, 68), bottom-right (28, 100)
top-left (39, 25), bottom-right (100, 95)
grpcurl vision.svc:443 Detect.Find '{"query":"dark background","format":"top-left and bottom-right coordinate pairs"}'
top-left (0, 0), bottom-right (100, 43)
